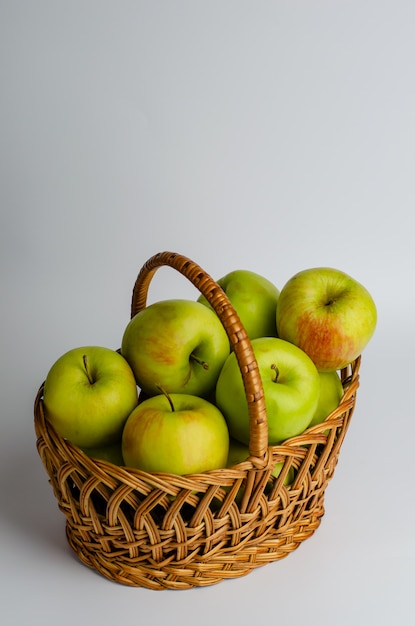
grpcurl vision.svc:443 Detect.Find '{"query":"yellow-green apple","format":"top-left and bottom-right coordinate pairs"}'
top-left (43, 346), bottom-right (138, 448)
top-left (198, 269), bottom-right (280, 340)
top-left (121, 299), bottom-right (230, 398)
top-left (122, 392), bottom-right (230, 475)
top-left (276, 267), bottom-right (377, 371)
top-left (216, 337), bottom-right (320, 445)
top-left (81, 439), bottom-right (125, 465)
top-left (309, 370), bottom-right (344, 428)
top-left (227, 438), bottom-right (294, 484)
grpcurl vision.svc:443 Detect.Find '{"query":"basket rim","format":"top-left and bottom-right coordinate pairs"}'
top-left (34, 355), bottom-right (360, 483)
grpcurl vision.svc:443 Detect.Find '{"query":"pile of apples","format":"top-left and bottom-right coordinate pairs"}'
top-left (42, 265), bottom-right (377, 476)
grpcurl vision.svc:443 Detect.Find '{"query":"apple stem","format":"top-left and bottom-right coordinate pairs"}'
top-left (83, 354), bottom-right (94, 384)
top-left (156, 384), bottom-right (175, 412)
top-left (190, 353), bottom-right (209, 370)
top-left (271, 363), bottom-right (279, 383)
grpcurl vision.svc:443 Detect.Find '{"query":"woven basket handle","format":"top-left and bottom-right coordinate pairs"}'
top-left (130, 251), bottom-right (269, 461)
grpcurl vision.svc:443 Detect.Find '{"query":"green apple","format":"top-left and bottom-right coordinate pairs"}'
top-left (198, 269), bottom-right (280, 340)
top-left (227, 438), bottom-right (294, 484)
top-left (216, 337), bottom-right (320, 445)
top-left (309, 370), bottom-right (344, 428)
top-left (276, 267), bottom-right (377, 371)
top-left (43, 346), bottom-right (139, 448)
top-left (81, 440), bottom-right (124, 465)
top-left (121, 299), bottom-right (230, 398)
top-left (122, 392), bottom-right (230, 475)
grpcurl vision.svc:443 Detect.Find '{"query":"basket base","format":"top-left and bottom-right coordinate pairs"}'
top-left (65, 505), bottom-right (325, 590)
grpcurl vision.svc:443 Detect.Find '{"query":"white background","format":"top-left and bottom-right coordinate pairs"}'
top-left (1, 2), bottom-right (414, 625)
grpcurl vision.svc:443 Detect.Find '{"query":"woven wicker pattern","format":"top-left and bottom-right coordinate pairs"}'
top-left (34, 251), bottom-right (360, 590)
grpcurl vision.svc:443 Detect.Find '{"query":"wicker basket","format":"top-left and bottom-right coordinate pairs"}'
top-left (34, 251), bottom-right (360, 590)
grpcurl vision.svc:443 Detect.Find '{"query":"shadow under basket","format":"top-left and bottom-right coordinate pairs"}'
top-left (34, 251), bottom-right (360, 590)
